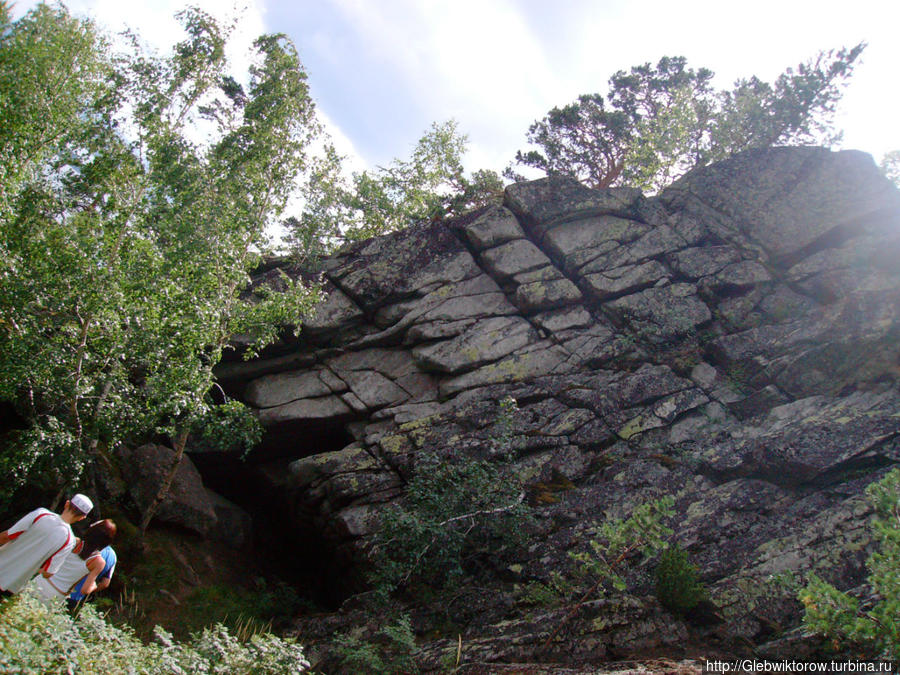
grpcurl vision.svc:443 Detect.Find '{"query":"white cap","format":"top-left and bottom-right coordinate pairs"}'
top-left (70, 494), bottom-right (93, 515)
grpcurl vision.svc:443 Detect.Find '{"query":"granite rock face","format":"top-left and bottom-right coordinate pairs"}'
top-left (215, 147), bottom-right (900, 663)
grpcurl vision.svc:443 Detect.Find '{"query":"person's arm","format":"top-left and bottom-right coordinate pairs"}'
top-left (94, 558), bottom-right (115, 593)
top-left (79, 556), bottom-right (105, 596)
top-left (1, 509), bottom-right (41, 546)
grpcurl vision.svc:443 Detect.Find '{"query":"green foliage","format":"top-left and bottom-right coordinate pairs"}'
top-left (180, 580), bottom-right (307, 637)
top-left (518, 570), bottom-right (574, 607)
top-left (570, 496), bottom-right (675, 594)
top-left (0, 4), bottom-right (321, 498)
top-left (0, 418), bottom-right (82, 503)
top-left (799, 468), bottom-right (900, 658)
top-left (0, 592), bottom-right (309, 674)
top-left (511, 47), bottom-right (864, 192)
top-left (881, 151), bottom-right (900, 188)
top-left (706, 44), bottom-right (865, 162)
top-left (0, 3), bottom-right (112, 218)
top-left (333, 613), bottom-right (418, 674)
top-left (541, 496), bottom-right (676, 651)
top-left (654, 545), bottom-right (706, 614)
top-left (373, 397), bottom-right (530, 595)
top-left (190, 399), bottom-right (263, 456)
top-left (288, 120), bottom-right (503, 250)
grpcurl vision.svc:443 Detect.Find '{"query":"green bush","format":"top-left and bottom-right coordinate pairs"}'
top-left (570, 496), bottom-right (675, 594)
top-left (373, 397), bottom-right (531, 595)
top-left (333, 613), bottom-right (418, 674)
top-left (655, 545), bottom-right (706, 614)
top-left (0, 592), bottom-right (310, 674)
top-left (799, 468), bottom-right (900, 658)
top-left (518, 571), bottom-right (573, 607)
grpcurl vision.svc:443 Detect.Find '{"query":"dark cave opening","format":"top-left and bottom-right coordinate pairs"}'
top-left (190, 421), bottom-right (359, 610)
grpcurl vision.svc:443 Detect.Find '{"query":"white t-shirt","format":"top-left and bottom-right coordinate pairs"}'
top-left (0, 508), bottom-right (75, 593)
top-left (32, 544), bottom-right (99, 601)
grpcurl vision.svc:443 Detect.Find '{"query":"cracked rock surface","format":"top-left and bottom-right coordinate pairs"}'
top-left (213, 147), bottom-right (900, 665)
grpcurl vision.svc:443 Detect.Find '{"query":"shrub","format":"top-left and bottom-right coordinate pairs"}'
top-left (799, 468), bottom-right (900, 658)
top-left (543, 496), bottom-right (675, 651)
top-left (0, 591), bottom-right (310, 674)
top-left (655, 545), bottom-right (706, 614)
top-left (333, 613), bottom-right (418, 674)
top-left (570, 496), bottom-right (675, 594)
top-left (372, 397), bottom-right (531, 595)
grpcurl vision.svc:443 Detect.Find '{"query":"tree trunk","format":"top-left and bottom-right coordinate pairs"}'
top-left (139, 428), bottom-right (189, 533)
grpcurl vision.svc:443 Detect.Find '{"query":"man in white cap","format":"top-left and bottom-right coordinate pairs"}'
top-left (0, 494), bottom-right (92, 595)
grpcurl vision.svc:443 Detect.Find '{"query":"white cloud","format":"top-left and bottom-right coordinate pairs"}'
top-left (13, 0), bottom-right (900, 175)
top-left (325, 0), bottom-right (564, 172)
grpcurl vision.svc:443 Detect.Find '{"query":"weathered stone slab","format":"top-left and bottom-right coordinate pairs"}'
top-left (376, 276), bottom-right (512, 334)
top-left (258, 396), bottom-right (354, 426)
top-left (532, 306), bottom-right (594, 333)
top-left (511, 265), bottom-right (565, 285)
top-left (456, 205), bottom-right (525, 250)
top-left (606, 283), bottom-right (712, 343)
top-left (340, 370), bottom-right (410, 410)
top-left (412, 316), bottom-right (538, 374)
top-left (440, 342), bottom-right (570, 396)
top-left (328, 348), bottom-right (419, 380)
top-left (667, 245), bottom-right (741, 280)
top-left (541, 215), bottom-right (649, 272)
top-left (614, 363), bottom-right (694, 409)
top-left (785, 233), bottom-right (900, 302)
top-left (757, 285), bottom-right (819, 324)
top-left (301, 282), bottom-right (365, 337)
top-left (118, 443), bottom-right (217, 537)
top-left (480, 238), bottom-right (555, 280)
top-left (701, 260), bottom-right (772, 294)
top-left (329, 221), bottom-right (481, 311)
top-left (583, 260), bottom-right (670, 300)
top-left (711, 288), bottom-right (900, 398)
top-left (289, 443), bottom-right (378, 484)
top-left (663, 147), bottom-right (900, 264)
top-left (727, 384), bottom-right (792, 420)
top-left (245, 369), bottom-right (345, 408)
top-left (579, 225), bottom-right (687, 274)
top-left (695, 390), bottom-right (900, 485)
top-left (214, 351), bottom-right (318, 386)
top-left (404, 318), bottom-right (476, 343)
top-left (504, 174), bottom-right (644, 233)
top-left (513, 278), bottom-right (582, 312)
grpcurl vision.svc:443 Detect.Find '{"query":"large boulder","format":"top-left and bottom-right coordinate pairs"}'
top-left (117, 443), bottom-right (252, 548)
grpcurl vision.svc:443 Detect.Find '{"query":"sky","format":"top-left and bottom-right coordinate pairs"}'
top-left (12, 0), bottom-right (900, 178)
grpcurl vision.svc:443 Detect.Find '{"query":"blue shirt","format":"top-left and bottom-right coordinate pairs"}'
top-left (69, 546), bottom-right (116, 602)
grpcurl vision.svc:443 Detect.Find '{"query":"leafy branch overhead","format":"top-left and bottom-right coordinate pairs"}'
top-left (287, 120), bottom-right (504, 252)
top-left (508, 46), bottom-right (865, 192)
top-left (0, 4), bottom-right (320, 503)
